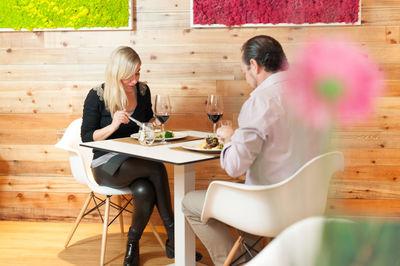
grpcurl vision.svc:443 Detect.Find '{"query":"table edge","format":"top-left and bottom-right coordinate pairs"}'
top-left (80, 143), bottom-right (220, 165)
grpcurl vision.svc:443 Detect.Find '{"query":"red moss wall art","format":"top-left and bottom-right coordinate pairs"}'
top-left (191, 0), bottom-right (361, 28)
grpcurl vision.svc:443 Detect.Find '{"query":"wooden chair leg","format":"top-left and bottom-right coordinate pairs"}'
top-left (64, 192), bottom-right (92, 248)
top-left (100, 196), bottom-right (110, 266)
top-left (223, 235), bottom-right (243, 266)
top-left (118, 195), bottom-right (124, 234)
top-left (264, 237), bottom-right (271, 246)
top-left (148, 221), bottom-right (165, 249)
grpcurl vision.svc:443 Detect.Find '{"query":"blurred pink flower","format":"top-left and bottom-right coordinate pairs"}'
top-left (286, 38), bottom-right (384, 129)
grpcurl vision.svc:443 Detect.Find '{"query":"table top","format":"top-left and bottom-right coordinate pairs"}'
top-left (80, 130), bottom-right (221, 165)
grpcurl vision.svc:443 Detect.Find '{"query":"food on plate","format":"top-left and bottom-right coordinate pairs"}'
top-left (199, 135), bottom-right (224, 150)
top-left (156, 130), bottom-right (174, 139)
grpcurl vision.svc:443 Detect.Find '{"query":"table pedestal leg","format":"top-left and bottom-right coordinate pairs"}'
top-left (173, 164), bottom-right (196, 266)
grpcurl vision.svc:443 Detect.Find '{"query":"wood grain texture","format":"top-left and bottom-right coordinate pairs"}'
top-left (36, 27), bottom-right (391, 49)
top-left (363, 0), bottom-right (400, 8)
top-left (329, 180), bottom-right (400, 200)
top-left (327, 199), bottom-right (400, 217)
top-left (338, 165), bottom-right (400, 182)
top-left (0, 221), bottom-right (214, 266)
top-left (0, 63), bottom-right (237, 81)
top-left (1, 0), bottom-right (400, 222)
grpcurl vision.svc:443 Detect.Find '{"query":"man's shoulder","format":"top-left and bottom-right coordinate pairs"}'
top-left (248, 82), bottom-right (284, 107)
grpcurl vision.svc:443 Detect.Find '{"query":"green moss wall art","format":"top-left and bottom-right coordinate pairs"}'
top-left (0, 0), bottom-right (131, 31)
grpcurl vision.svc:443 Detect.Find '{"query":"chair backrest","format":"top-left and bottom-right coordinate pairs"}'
top-left (55, 118), bottom-right (95, 186)
top-left (201, 151), bottom-right (344, 237)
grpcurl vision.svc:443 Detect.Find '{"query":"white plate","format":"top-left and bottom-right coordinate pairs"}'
top-left (181, 141), bottom-right (222, 153)
top-left (130, 131), bottom-right (188, 141)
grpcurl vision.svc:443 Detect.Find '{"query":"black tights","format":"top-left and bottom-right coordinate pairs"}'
top-left (92, 157), bottom-right (174, 242)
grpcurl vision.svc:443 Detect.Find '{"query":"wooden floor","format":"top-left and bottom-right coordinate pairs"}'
top-left (0, 221), bottom-right (213, 266)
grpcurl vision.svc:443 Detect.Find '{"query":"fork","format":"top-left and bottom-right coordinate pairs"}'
top-left (128, 116), bottom-right (143, 127)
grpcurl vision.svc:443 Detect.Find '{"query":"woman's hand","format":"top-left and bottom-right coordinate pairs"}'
top-left (93, 109), bottom-right (130, 141)
top-left (111, 109), bottom-right (130, 131)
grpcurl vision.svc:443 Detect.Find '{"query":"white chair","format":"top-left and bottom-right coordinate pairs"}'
top-left (245, 216), bottom-right (351, 266)
top-left (200, 151), bottom-right (344, 265)
top-left (55, 118), bottom-right (164, 265)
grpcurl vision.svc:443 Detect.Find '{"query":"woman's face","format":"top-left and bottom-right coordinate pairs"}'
top-left (121, 63), bottom-right (141, 92)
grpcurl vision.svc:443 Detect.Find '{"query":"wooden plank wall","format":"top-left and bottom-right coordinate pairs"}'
top-left (0, 0), bottom-right (399, 224)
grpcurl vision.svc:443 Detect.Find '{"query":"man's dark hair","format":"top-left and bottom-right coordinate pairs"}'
top-left (241, 35), bottom-right (288, 73)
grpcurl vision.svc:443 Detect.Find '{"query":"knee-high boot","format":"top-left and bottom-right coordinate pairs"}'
top-left (164, 223), bottom-right (203, 261)
top-left (124, 179), bottom-right (155, 266)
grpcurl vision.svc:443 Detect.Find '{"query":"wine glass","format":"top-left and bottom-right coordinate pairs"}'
top-left (206, 95), bottom-right (223, 134)
top-left (154, 94), bottom-right (171, 144)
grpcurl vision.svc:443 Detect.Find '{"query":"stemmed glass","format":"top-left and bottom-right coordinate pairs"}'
top-left (206, 94), bottom-right (223, 134)
top-left (154, 94), bottom-right (171, 144)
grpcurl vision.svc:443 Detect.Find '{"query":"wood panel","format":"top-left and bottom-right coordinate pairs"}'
top-left (1, 0), bottom-right (400, 223)
top-left (339, 165), bottom-right (400, 182)
top-left (1, 82), bottom-right (400, 117)
top-left (0, 191), bottom-right (94, 209)
top-left (0, 160), bottom-right (70, 176)
top-left (362, 8), bottom-right (400, 26)
top-left (33, 27), bottom-right (393, 50)
top-left (342, 148), bottom-right (400, 166)
top-left (329, 180), bottom-right (400, 200)
top-left (4, 42), bottom-right (400, 65)
top-left (363, 0), bottom-right (400, 8)
top-left (0, 80), bottom-right (217, 97)
top-left (332, 131), bottom-right (400, 149)
top-left (327, 199), bottom-right (400, 217)
top-left (0, 176), bottom-right (89, 193)
top-left (0, 145), bottom-right (67, 162)
top-left (0, 92), bottom-right (246, 114)
top-left (3, 89), bottom-right (400, 118)
top-left (0, 46), bottom-right (242, 64)
top-left (0, 63), bottom-right (237, 81)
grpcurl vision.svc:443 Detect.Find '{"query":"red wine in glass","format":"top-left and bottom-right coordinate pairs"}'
top-left (156, 114), bottom-right (170, 124)
top-left (207, 113), bottom-right (223, 124)
top-left (206, 95), bottom-right (223, 134)
top-left (155, 94), bottom-right (171, 144)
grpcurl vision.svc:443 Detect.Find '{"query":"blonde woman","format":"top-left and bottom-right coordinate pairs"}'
top-left (81, 46), bottom-right (176, 266)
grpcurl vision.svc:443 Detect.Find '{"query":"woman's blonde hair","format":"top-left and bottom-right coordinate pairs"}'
top-left (104, 46), bottom-right (141, 116)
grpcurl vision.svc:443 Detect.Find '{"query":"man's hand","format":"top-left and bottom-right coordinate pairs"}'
top-left (216, 125), bottom-right (234, 144)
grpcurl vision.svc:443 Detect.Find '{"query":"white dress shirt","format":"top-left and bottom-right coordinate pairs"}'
top-left (220, 71), bottom-right (327, 185)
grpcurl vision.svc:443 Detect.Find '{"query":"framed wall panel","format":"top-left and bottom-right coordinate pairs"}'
top-left (191, 0), bottom-right (361, 28)
top-left (0, 0), bottom-right (133, 31)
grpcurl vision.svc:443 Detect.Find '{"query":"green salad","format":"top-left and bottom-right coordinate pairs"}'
top-left (156, 130), bottom-right (174, 138)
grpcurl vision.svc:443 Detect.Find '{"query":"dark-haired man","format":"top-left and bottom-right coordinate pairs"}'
top-left (182, 35), bottom-right (326, 265)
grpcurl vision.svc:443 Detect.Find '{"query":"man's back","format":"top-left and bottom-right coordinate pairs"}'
top-left (222, 71), bottom-right (328, 185)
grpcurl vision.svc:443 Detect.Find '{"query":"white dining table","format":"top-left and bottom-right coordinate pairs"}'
top-left (81, 130), bottom-right (219, 266)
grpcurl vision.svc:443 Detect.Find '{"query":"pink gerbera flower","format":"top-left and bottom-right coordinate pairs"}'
top-left (286, 37), bottom-right (384, 129)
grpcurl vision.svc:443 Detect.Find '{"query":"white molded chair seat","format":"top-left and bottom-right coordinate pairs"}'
top-left (55, 118), bottom-right (131, 195)
top-left (56, 118), bottom-right (164, 265)
top-left (245, 216), bottom-right (345, 266)
top-left (200, 151), bottom-right (344, 265)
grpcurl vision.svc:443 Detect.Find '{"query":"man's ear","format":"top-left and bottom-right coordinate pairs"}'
top-left (249, 58), bottom-right (260, 75)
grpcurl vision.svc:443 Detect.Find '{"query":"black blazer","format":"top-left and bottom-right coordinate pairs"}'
top-left (81, 82), bottom-right (154, 160)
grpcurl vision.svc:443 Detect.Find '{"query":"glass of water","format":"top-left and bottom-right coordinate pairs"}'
top-left (138, 122), bottom-right (155, 145)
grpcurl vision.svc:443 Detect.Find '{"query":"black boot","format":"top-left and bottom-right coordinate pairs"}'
top-left (165, 238), bottom-right (203, 261)
top-left (165, 238), bottom-right (174, 259)
top-left (123, 239), bottom-right (139, 266)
